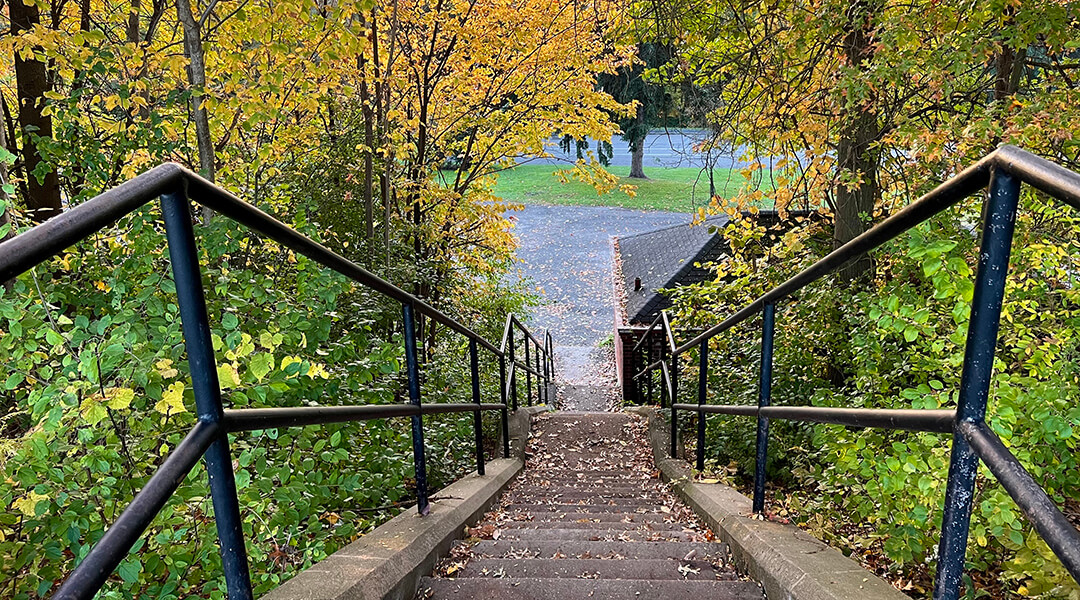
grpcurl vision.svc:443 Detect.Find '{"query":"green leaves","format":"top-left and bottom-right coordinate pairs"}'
top-left (249, 353), bottom-right (275, 381)
top-left (674, 198), bottom-right (1080, 595)
top-left (0, 210), bottom-right (511, 599)
top-left (222, 313), bottom-right (240, 330)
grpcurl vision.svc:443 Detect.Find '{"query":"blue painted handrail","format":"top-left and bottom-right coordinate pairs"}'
top-left (0, 163), bottom-right (555, 600)
top-left (631, 145), bottom-right (1080, 600)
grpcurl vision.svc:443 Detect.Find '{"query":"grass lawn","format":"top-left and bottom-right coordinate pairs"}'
top-left (492, 164), bottom-right (770, 213)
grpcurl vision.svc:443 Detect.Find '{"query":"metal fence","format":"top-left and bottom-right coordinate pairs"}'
top-left (0, 163), bottom-right (554, 600)
top-left (631, 145), bottom-right (1080, 600)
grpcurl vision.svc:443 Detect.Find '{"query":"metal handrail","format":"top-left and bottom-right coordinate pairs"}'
top-left (499, 313), bottom-right (551, 406)
top-left (0, 163), bottom-right (553, 600)
top-left (630, 145), bottom-right (1080, 600)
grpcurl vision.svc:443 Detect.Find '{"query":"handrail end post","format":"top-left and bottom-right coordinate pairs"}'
top-left (932, 166), bottom-right (1021, 599)
top-left (402, 302), bottom-right (429, 516)
top-left (696, 343), bottom-right (708, 472)
top-left (469, 338), bottom-right (485, 477)
top-left (161, 189), bottom-right (254, 599)
top-left (753, 302), bottom-right (776, 515)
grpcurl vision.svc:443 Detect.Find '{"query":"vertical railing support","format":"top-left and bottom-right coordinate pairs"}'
top-left (670, 347), bottom-right (680, 458)
top-left (696, 342), bottom-right (708, 471)
top-left (402, 302), bottom-right (429, 516)
top-left (753, 302), bottom-right (776, 515)
top-left (161, 190), bottom-right (254, 600)
top-left (524, 333), bottom-right (532, 406)
top-left (499, 354), bottom-right (510, 458)
top-left (509, 332), bottom-right (518, 411)
top-left (535, 341), bottom-right (542, 404)
top-left (541, 338), bottom-right (548, 404)
top-left (933, 169), bottom-right (1020, 600)
top-left (470, 338), bottom-right (485, 476)
top-left (659, 341), bottom-right (667, 408)
top-left (646, 338), bottom-right (654, 405)
top-left (547, 333), bottom-right (554, 403)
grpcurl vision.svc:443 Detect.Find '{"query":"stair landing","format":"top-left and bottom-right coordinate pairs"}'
top-left (418, 412), bottom-right (762, 600)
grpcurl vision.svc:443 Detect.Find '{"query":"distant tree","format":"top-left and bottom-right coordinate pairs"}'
top-left (599, 43), bottom-right (671, 179)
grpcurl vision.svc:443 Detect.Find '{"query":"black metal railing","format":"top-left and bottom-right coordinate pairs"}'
top-left (630, 145), bottom-right (1080, 600)
top-left (0, 163), bottom-right (554, 600)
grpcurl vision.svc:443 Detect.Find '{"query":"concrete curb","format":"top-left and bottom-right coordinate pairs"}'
top-left (263, 405), bottom-right (550, 600)
top-left (628, 406), bottom-right (908, 600)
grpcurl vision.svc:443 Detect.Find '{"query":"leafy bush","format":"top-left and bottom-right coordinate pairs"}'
top-left (0, 204), bottom-right (519, 598)
top-left (668, 193), bottom-right (1080, 597)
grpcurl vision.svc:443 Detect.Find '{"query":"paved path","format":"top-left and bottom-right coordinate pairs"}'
top-left (509, 205), bottom-right (690, 410)
top-left (419, 412), bottom-right (761, 599)
top-left (509, 205), bottom-right (689, 346)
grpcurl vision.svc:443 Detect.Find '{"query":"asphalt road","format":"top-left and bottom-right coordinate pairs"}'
top-left (509, 204), bottom-right (690, 347)
top-left (520, 129), bottom-right (751, 170)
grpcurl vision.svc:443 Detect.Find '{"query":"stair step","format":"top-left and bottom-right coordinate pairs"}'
top-left (518, 481), bottom-right (652, 489)
top-left (468, 540), bottom-right (721, 560)
top-left (503, 496), bottom-right (656, 507)
top-left (502, 511), bottom-right (676, 524)
top-left (417, 577), bottom-right (762, 599)
top-left (521, 470), bottom-right (652, 480)
top-left (503, 503), bottom-right (671, 514)
top-left (454, 558), bottom-right (737, 581)
top-left (498, 521), bottom-right (686, 531)
top-left (494, 528), bottom-right (702, 542)
top-left (542, 412), bottom-right (633, 421)
top-left (505, 492), bottom-right (656, 500)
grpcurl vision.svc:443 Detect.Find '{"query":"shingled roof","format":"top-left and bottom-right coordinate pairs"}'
top-left (617, 215), bottom-right (729, 325)
top-left (617, 211), bottom-right (814, 325)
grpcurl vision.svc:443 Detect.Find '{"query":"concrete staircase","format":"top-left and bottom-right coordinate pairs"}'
top-left (417, 412), bottom-right (762, 600)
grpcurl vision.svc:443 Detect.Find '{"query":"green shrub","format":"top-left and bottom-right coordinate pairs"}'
top-left (0, 205), bottom-right (520, 598)
top-left (668, 193), bottom-right (1080, 597)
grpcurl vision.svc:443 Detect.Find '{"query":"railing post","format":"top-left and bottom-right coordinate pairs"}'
top-left (547, 334), bottom-right (554, 403)
top-left (160, 190), bottom-right (254, 600)
top-left (541, 340), bottom-right (548, 404)
top-left (535, 341), bottom-right (542, 404)
top-left (509, 331), bottom-right (518, 411)
top-left (499, 353), bottom-right (510, 458)
top-left (524, 332), bottom-right (532, 407)
top-left (753, 302), bottom-right (775, 515)
top-left (646, 339), bottom-right (654, 404)
top-left (470, 338), bottom-right (485, 476)
top-left (659, 341), bottom-right (667, 408)
top-left (933, 169), bottom-right (1020, 600)
top-left (670, 352), bottom-right (679, 458)
top-left (697, 342), bottom-right (708, 471)
top-left (402, 302), bottom-right (429, 516)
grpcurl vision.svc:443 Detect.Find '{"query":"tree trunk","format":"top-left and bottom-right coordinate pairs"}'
top-left (9, 0), bottom-right (63, 222)
top-left (833, 0), bottom-right (879, 282)
top-left (127, 0), bottom-right (141, 42)
top-left (627, 105), bottom-right (648, 179)
top-left (359, 43), bottom-right (376, 242)
top-left (176, 0), bottom-right (215, 222)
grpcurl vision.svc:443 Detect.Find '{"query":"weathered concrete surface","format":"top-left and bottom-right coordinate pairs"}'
top-left (418, 411), bottom-right (760, 599)
top-left (629, 406), bottom-right (909, 600)
top-left (261, 405), bottom-right (550, 600)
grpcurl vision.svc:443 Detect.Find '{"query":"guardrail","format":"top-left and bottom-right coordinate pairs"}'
top-left (0, 163), bottom-right (553, 600)
top-left (630, 145), bottom-right (1080, 600)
